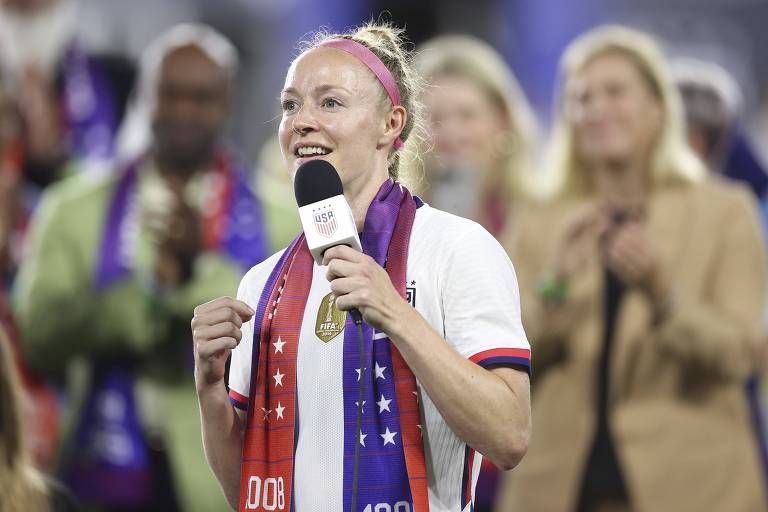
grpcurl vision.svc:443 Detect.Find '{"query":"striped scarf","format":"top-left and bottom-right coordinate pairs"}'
top-left (239, 179), bottom-right (429, 511)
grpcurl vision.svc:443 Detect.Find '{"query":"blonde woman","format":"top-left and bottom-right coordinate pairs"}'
top-left (193, 22), bottom-right (532, 511)
top-left (415, 35), bottom-right (537, 237)
top-left (0, 326), bottom-right (79, 512)
top-left (497, 25), bottom-right (767, 512)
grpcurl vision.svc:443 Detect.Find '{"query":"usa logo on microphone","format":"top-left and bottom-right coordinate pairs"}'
top-left (313, 208), bottom-right (338, 238)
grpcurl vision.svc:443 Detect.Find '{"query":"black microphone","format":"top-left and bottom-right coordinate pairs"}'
top-left (294, 159), bottom-right (343, 206)
top-left (294, 160), bottom-right (367, 512)
top-left (294, 160), bottom-right (363, 324)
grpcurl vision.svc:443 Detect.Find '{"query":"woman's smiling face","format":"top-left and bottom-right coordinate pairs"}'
top-left (279, 46), bottom-right (392, 192)
top-left (567, 51), bottom-right (663, 169)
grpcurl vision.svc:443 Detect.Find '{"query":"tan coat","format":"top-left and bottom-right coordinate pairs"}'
top-left (497, 178), bottom-right (768, 512)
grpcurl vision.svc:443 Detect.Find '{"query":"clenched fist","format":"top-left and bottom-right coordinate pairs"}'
top-left (192, 296), bottom-right (254, 389)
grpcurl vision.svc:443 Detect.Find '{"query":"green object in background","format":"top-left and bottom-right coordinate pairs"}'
top-left (536, 272), bottom-right (569, 303)
top-left (254, 136), bottom-right (303, 254)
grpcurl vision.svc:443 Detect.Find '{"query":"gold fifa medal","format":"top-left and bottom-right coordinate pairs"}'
top-left (315, 292), bottom-right (346, 343)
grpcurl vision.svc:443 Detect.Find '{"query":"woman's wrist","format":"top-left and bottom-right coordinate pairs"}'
top-left (386, 297), bottom-right (416, 335)
top-left (195, 370), bottom-right (228, 396)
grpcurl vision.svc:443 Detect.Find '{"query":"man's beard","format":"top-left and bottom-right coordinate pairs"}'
top-left (152, 122), bottom-right (219, 177)
top-left (0, 0), bottom-right (78, 78)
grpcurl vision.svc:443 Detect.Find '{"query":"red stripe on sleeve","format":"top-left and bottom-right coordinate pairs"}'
top-left (228, 389), bottom-right (248, 407)
top-left (469, 347), bottom-right (531, 364)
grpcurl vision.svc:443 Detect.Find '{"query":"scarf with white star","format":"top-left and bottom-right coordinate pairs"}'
top-left (238, 179), bottom-right (429, 511)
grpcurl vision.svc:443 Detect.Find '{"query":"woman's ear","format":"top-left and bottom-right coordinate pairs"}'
top-left (378, 105), bottom-right (407, 149)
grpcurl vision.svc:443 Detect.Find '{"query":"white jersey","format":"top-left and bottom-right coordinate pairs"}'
top-left (229, 204), bottom-right (530, 512)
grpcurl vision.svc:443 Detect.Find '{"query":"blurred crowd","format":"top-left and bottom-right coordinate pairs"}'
top-left (1, 1), bottom-right (767, 511)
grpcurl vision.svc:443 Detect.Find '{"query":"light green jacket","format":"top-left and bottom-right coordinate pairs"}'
top-left (14, 169), bottom-right (241, 512)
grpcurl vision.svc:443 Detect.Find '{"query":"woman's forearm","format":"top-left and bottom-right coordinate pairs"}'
top-left (197, 380), bottom-right (244, 510)
top-left (386, 303), bottom-right (531, 470)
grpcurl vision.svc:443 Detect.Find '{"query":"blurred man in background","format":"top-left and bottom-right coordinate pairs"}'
top-left (673, 57), bottom-right (768, 235)
top-left (13, 24), bottom-right (268, 511)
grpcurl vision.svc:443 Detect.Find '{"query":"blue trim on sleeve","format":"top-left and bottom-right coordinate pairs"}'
top-left (476, 356), bottom-right (532, 375)
top-left (229, 395), bottom-right (249, 411)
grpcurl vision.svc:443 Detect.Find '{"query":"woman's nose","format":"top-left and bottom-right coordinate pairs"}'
top-left (291, 105), bottom-right (318, 135)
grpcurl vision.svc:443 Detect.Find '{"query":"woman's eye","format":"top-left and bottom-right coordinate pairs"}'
top-left (281, 100), bottom-right (298, 113)
top-left (576, 90), bottom-right (591, 106)
top-left (322, 98), bottom-right (340, 109)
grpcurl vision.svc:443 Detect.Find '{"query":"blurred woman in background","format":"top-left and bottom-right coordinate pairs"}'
top-left (414, 35), bottom-right (537, 238)
top-left (497, 25), bottom-right (767, 512)
top-left (0, 42), bottom-right (62, 473)
top-left (0, 325), bottom-right (78, 512)
top-left (415, 39), bottom-right (538, 508)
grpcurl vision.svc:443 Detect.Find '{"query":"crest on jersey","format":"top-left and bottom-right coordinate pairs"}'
top-left (406, 280), bottom-right (416, 307)
top-left (315, 292), bottom-right (346, 342)
top-left (313, 208), bottom-right (337, 238)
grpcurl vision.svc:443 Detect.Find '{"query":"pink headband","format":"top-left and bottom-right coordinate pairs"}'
top-left (319, 38), bottom-right (404, 150)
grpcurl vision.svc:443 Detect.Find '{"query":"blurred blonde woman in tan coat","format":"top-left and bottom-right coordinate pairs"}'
top-left (414, 35), bottom-right (538, 238)
top-left (496, 25), bottom-right (768, 512)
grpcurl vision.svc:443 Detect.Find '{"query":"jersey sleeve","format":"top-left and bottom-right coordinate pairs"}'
top-left (440, 223), bottom-right (531, 373)
top-left (227, 252), bottom-right (283, 410)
